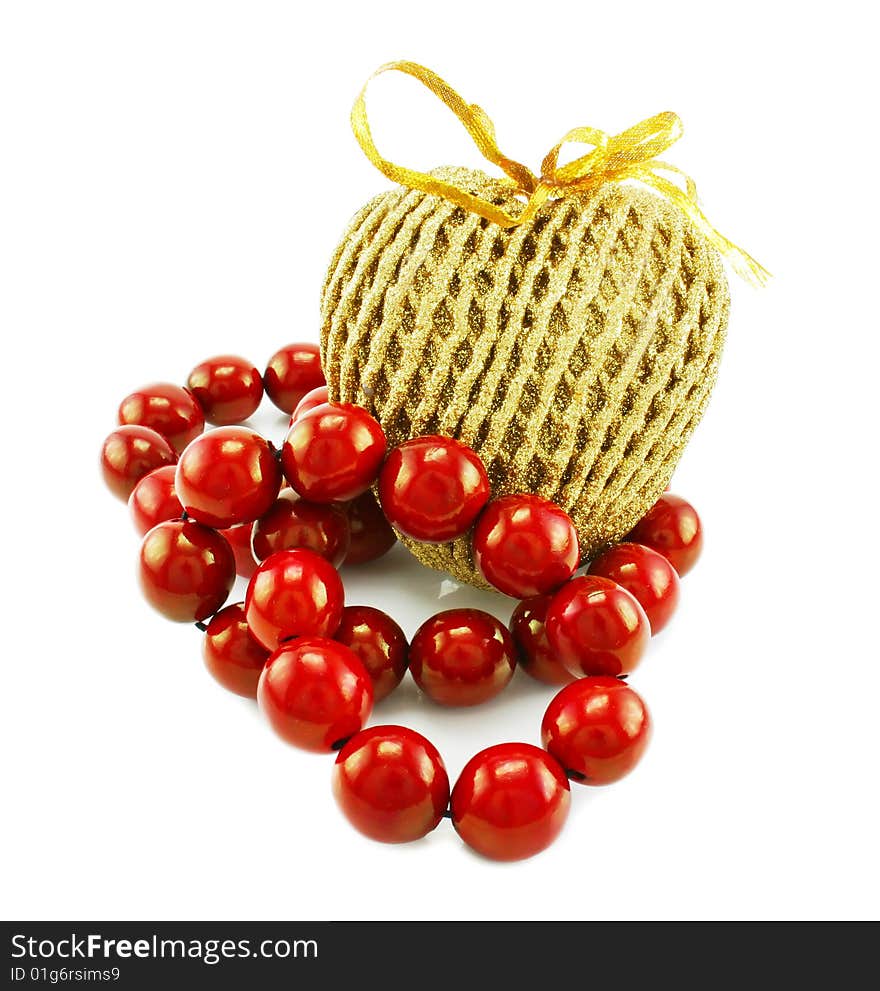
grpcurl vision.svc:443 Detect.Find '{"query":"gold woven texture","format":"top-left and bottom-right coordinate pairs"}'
top-left (321, 167), bottom-right (730, 588)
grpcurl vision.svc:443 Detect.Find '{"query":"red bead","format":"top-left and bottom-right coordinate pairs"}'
top-left (627, 492), bottom-right (703, 576)
top-left (588, 542), bottom-right (680, 634)
top-left (545, 575), bottom-right (650, 677)
top-left (333, 726), bottom-right (449, 843)
top-left (138, 519), bottom-right (235, 622)
top-left (541, 677), bottom-right (651, 786)
top-left (333, 606), bottom-right (409, 702)
top-left (202, 602), bottom-right (270, 698)
top-left (281, 403), bottom-right (386, 503)
top-left (291, 386), bottom-right (330, 423)
top-left (378, 435), bottom-right (490, 542)
top-left (509, 595), bottom-right (574, 686)
top-left (342, 491), bottom-right (397, 565)
top-left (244, 548), bottom-right (344, 650)
top-left (187, 354), bottom-right (263, 425)
top-left (451, 743), bottom-right (570, 861)
top-left (263, 342), bottom-right (325, 415)
top-left (118, 382), bottom-right (205, 454)
top-left (409, 608), bottom-right (516, 707)
top-left (252, 490), bottom-right (350, 567)
top-left (473, 494), bottom-right (579, 598)
top-left (101, 425), bottom-right (177, 501)
top-left (128, 465), bottom-right (182, 536)
top-left (257, 637), bottom-right (373, 752)
top-left (221, 523), bottom-right (258, 579)
top-left (175, 426), bottom-right (281, 528)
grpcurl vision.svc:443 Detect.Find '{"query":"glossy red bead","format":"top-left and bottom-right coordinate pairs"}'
top-left (263, 342), bottom-right (325, 415)
top-left (451, 743), bottom-right (570, 861)
top-left (187, 354), bottom-right (263, 425)
top-left (545, 575), bottom-right (650, 677)
top-left (542, 677), bottom-right (651, 786)
top-left (244, 548), bottom-right (344, 650)
top-left (281, 403), bottom-right (387, 503)
top-left (378, 435), bottom-right (490, 542)
top-left (588, 542), bottom-right (680, 634)
top-left (138, 519), bottom-right (235, 622)
top-left (252, 490), bottom-right (350, 567)
top-left (101, 425), bottom-right (177, 501)
top-left (291, 386), bottom-right (330, 423)
top-left (409, 608), bottom-right (516, 707)
top-left (202, 602), bottom-right (270, 698)
top-left (174, 426), bottom-right (282, 528)
top-left (333, 726), bottom-right (449, 843)
top-left (342, 491), bottom-right (397, 566)
top-left (627, 492), bottom-right (703, 576)
top-left (257, 637), bottom-right (373, 752)
top-left (128, 465), bottom-right (182, 536)
top-left (333, 606), bottom-right (409, 702)
top-left (509, 595), bottom-right (574, 686)
top-left (221, 523), bottom-right (258, 579)
top-left (473, 494), bottom-right (579, 598)
top-left (118, 382), bottom-right (205, 454)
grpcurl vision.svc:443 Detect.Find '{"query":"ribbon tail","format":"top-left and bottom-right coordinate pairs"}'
top-left (639, 172), bottom-right (771, 287)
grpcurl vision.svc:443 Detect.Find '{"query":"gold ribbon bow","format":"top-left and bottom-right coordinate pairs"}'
top-left (351, 60), bottom-right (769, 285)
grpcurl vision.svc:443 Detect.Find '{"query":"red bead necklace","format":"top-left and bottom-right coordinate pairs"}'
top-left (101, 343), bottom-right (703, 861)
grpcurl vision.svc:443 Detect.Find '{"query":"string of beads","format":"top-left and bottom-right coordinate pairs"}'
top-left (101, 343), bottom-right (702, 860)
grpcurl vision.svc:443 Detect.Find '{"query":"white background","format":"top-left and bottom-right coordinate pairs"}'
top-left (2, 1), bottom-right (878, 922)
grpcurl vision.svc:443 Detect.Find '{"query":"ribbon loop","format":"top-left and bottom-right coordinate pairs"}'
top-left (351, 61), bottom-right (769, 285)
top-left (608, 112), bottom-right (683, 165)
